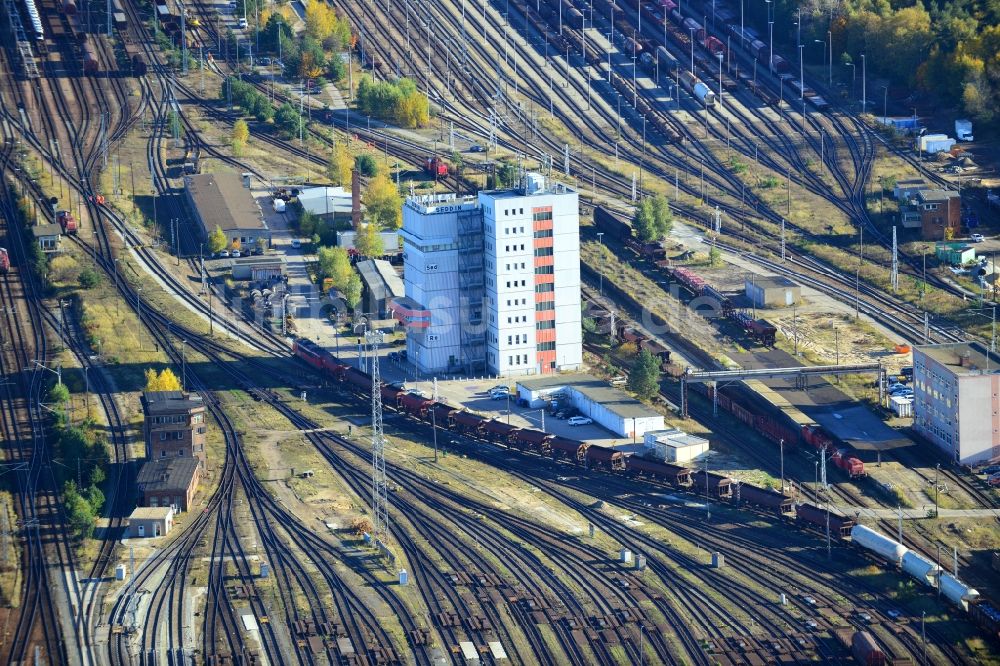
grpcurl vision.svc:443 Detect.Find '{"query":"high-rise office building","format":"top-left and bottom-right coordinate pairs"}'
top-left (392, 173), bottom-right (582, 377)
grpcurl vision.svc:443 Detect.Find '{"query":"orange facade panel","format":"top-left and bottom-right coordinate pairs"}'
top-left (534, 273), bottom-right (555, 284)
top-left (533, 236), bottom-right (553, 249)
top-left (537, 351), bottom-right (556, 372)
top-left (534, 255), bottom-right (554, 267)
top-left (536, 328), bottom-right (556, 343)
top-left (535, 309), bottom-right (555, 321)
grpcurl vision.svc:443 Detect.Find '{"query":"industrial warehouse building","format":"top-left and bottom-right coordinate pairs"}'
top-left (516, 374), bottom-right (664, 439)
top-left (184, 172), bottom-right (271, 250)
top-left (913, 342), bottom-right (1000, 465)
top-left (643, 429), bottom-right (710, 463)
top-left (745, 275), bottom-right (801, 308)
top-left (127, 506), bottom-right (174, 538)
top-left (393, 173), bottom-right (583, 377)
top-left (230, 255), bottom-right (286, 281)
top-left (297, 185), bottom-right (354, 222)
top-left (356, 259), bottom-right (404, 318)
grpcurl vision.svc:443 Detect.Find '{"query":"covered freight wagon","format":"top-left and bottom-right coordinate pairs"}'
top-left (851, 631), bottom-right (885, 666)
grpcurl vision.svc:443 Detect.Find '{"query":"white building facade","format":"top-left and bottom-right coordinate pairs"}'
top-left (913, 342), bottom-right (1000, 465)
top-left (480, 174), bottom-right (583, 376)
top-left (393, 174), bottom-right (583, 378)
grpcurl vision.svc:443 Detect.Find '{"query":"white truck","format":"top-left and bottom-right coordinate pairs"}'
top-left (955, 119), bottom-right (974, 142)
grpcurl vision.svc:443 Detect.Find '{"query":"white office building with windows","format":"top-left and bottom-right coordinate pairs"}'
top-left (392, 173), bottom-right (583, 378)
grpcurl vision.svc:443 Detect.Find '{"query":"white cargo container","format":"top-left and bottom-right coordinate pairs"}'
top-left (955, 119), bottom-right (974, 141)
top-left (890, 396), bottom-right (913, 418)
top-left (851, 525), bottom-right (909, 565)
top-left (917, 134), bottom-right (956, 154)
top-left (901, 551), bottom-right (939, 586)
top-left (643, 429), bottom-right (710, 463)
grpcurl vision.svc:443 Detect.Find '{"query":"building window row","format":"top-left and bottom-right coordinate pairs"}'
top-left (536, 301), bottom-right (555, 312)
top-left (508, 334), bottom-right (529, 345)
top-left (534, 247), bottom-right (553, 257)
top-left (507, 315), bottom-right (528, 324)
top-left (505, 262), bottom-right (526, 270)
top-left (503, 208), bottom-right (525, 216)
top-left (537, 341), bottom-right (556, 351)
top-left (532, 211), bottom-right (553, 222)
top-left (535, 265), bottom-right (554, 275)
top-left (504, 226), bottom-right (526, 235)
top-left (159, 431), bottom-right (186, 441)
top-left (536, 320), bottom-right (555, 330)
top-left (506, 280), bottom-right (527, 288)
top-left (508, 354), bottom-right (529, 366)
top-left (535, 283), bottom-right (554, 293)
top-left (533, 229), bottom-right (553, 238)
top-left (152, 415), bottom-right (190, 425)
top-left (505, 244), bottom-right (526, 252)
top-left (506, 298), bottom-right (527, 306)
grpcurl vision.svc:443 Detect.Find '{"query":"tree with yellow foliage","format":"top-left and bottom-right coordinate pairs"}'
top-left (362, 172), bottom-right (402, 230)
top-left (231, 119), bottom-right (249, 156)
top-left (327, 140), bottom-right (354, 186)
top-left (145, 368), bottom-right (183, 392)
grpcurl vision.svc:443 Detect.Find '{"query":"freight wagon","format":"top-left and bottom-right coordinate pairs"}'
top-left (794, 503), bottom-right (854, 537)
top-left (679, 70), bottom-right (717, 108)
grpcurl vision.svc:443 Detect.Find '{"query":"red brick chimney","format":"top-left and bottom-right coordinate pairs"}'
top-left (351, 169), bottom-right (362, 229)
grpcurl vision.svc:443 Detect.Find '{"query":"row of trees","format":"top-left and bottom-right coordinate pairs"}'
top-left (754, 0), bottom-right (1000, 123)
top-left (255, 4), bottom-right (350, 82)
top-left (355, 78), bottom-right (430, 129)
top-left (47, 383), bottom-right (110, 540)
top-left (221, 78), bottom-right (304, 138)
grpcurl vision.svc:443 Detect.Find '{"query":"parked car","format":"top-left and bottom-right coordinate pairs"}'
top-left (804, 620), bottom-right (818, 631)
top-left (218, 250), bottom-right (230, 258)
top-left (802, 596), bottom-right (816, 606)
top-left (231, 250), bottom-right (242, 258)
top-left (490, 385), bottom-right (510, 395)
top-left (567, 416), bottom-right (593, 426)
top-left (856, 611), bottom-right (872, 623)
top-left (387, 351), bottom-right (401, 362)
top-left (989, 473), bottom-right (1000, 487)
top-left (490, 389), bottom-right (509, 400)
top-left (971, 233), bottom-right (986, 243)
top-left (886, 609), bottom-right (902, 620)
top-left (237, 17), bottom-right (247, 29)
top-left (980, 465), bottom-right (1000, 475)
top-left (290, 238), bottom-right (301, 249)
top-left (468, 144), bottom-right (484, 153)
top-left (554, 410), bottom-right (569, 419)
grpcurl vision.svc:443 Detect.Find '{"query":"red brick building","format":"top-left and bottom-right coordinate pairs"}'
top-left (917, 189), bottom-right (961, 241)
top-left (136, 458), bottom-right (200, 512)
top-left (141, 391), bottom-right (207, 466)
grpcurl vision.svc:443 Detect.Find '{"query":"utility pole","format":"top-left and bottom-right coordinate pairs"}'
top-left (779, 439), bottom-right (785, 493)
top-left (891, 226), bottom-right (898, 292)
top-left (432, 378), bottom-right (439, 462)
top-left (368, 330), bottom-right (389, 543)
top-left (780, 218), bottom-right (786, 261)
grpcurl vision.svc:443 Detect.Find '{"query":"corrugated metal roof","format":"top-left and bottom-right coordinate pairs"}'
top-left (185, 173), bottom-right (267, 233)
top-left (517, 373), bottom-right (660, 419)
